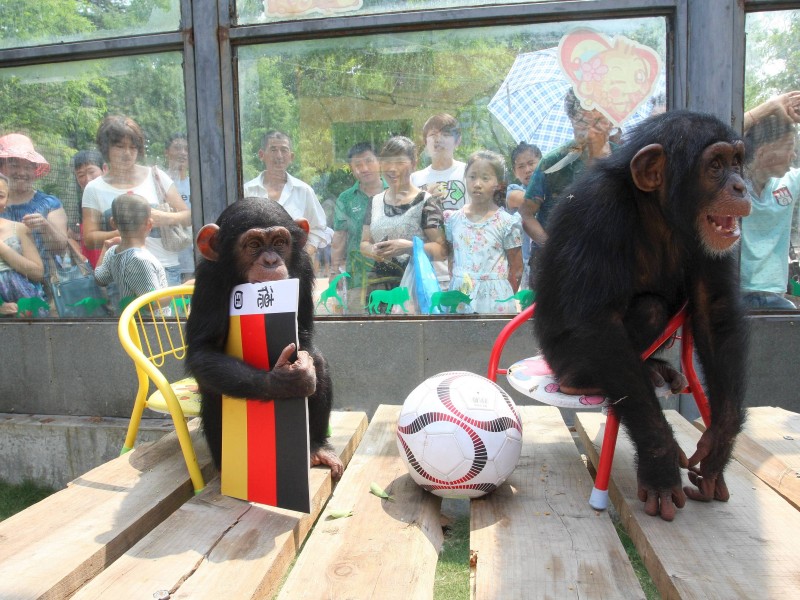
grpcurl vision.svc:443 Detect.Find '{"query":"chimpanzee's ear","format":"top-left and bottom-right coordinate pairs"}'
top-left (294, 218), bottom-right (310, 247)
top-left (196, 224), bottom-right (221, 261)
top-left (630, 144), bottom-right (666, 193)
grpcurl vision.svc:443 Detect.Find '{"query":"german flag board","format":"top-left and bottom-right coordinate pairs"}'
top-left (221, 278), bottom-right (311, 513)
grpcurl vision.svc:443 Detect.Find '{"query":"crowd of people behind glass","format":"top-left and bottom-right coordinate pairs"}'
top-left (2, 87), bottom-right (800, 318)
top-left (0, 117), bottom-right (192, 318)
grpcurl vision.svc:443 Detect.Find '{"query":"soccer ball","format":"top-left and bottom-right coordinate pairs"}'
top-left (396, 371), bottom-right (523, 499)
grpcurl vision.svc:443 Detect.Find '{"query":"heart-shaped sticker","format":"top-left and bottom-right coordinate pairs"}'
top-left (558, 28), bottom-right (662, 126)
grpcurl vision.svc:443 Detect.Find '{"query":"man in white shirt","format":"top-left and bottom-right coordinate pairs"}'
top-left (243, 130), bottom-right (329, 256)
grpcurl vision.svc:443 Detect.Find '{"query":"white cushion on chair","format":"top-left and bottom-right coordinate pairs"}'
top-left (507, 355), bottom-right (672, 408)
top-left (147, 377), bottom-right (201, 416)
top-left (507, 356), bottom-right (609, 408)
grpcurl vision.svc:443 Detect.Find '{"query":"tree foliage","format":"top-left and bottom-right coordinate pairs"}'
top-left (745, 11), bottom-right (800, 110)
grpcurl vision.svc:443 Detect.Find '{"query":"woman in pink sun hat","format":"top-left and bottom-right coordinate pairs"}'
top-left (0, 133), bottom-right (70, 272)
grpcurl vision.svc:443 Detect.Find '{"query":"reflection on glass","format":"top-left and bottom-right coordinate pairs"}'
top-left (237, 0), bottom-right (567, 26)
top-left (0, 53), bottom-right (188, 318)
top-left (742, 10), bottom-right (800, 311)
top-left (0, 0), bottom-right (181, 50)
top-left (236, 18), bottom-right (666, 316)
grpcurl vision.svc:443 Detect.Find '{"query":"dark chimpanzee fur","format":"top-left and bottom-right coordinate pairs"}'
top-left (533, 111), bottom-right (750, 521)
top-left (186, 198), bottom-right (343, 479)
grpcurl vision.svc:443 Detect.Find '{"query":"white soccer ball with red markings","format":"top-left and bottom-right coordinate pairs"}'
top-left (396, 371), bottom-right (523, 499)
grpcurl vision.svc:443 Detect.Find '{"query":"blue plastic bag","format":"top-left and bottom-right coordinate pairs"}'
top-left (413, 236), bottom-right (441, 315)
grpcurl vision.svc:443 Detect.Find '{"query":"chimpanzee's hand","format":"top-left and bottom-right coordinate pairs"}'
top-left (267, 343), bottom-right (317, 398)
top-left (683, 427), bottom-right (733, 502)
top-left (636, 444), bottom-right (688, 521)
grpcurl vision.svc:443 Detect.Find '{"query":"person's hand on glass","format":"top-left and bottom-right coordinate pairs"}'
top-left (745, 90), bottom-right (800, 130)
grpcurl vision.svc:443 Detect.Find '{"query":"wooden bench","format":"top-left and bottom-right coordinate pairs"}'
top-left (471, 406), bottom-right (643, 599)
top-left (2, 404), bottom-right (799, 599)
top-left (0, 411), bottom-right (367, 600)
top-left (277, 404), bottom-right (444, 599)
top-left (576, 407), bottom-right (800, 599)
top-left (704, 405), bottom-right (800, 509)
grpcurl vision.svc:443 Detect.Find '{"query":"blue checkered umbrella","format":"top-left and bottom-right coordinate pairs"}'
top-left (488, 48), bottom-right (663, 154)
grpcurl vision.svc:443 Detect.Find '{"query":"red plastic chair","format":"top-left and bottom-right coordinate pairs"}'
top-left (487, 301), bottom-right (711, 510)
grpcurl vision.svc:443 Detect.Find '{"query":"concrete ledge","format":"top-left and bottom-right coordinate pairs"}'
top-left (0, 414), bottom-right (173, 489)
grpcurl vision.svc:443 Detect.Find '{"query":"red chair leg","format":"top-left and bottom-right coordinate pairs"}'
top-left (590, 408), bottom-right (619, 510)
top-left (680, 323), bottom-right (712, 427)
top-left (487, 303), bottom-right (536, 382)
top-left (589, 305), bottom-right (693, 510)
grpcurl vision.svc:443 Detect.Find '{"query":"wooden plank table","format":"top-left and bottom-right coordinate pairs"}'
top-left (6, 403), bottom-right (800, 600)
top-left (697, 406), bottom-right (800, 509)
top-left (277, 404), bottom-right (444, 600)
top-left (69, 411), bottom-right (367, 600)
top-left (576, 409), bottom-right (800, 600)
top-left (470, 406), bottom-right (644, 600)
top-left (0, 419), bottom-right (215, 600)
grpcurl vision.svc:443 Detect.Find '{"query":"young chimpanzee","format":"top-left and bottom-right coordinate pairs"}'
top-left (534, 111), bottom-right (750, 521)
top-left (186, 198), bottom-right (344, 479)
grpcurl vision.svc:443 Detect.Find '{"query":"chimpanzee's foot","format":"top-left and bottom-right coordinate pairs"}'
top-left (311, 447), bottom-right (344, 480)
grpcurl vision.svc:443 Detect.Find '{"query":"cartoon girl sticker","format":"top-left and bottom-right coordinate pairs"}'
top-left (558, 28), bottom-right (662, 127)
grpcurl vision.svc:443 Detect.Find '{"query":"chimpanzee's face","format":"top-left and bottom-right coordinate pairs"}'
top-left (236, 226), bottom-right (293, 283)
top-left (696, 140), bottom-right (750, 257)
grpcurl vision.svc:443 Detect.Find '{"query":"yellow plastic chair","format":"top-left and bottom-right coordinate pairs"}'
top-left (118, 284), bottom-right (205, 493)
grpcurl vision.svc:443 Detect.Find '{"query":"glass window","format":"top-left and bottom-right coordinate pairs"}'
top-left (0, 53), bottom-right (191, 318)
top-left (0, 0), bottom-right (181, 50)
top-left (742, 9), bottom-right (800, 311)
top-left (236, 0), bottom-right (583, 25)
top-left (236, 17), bottom-right (667, 317)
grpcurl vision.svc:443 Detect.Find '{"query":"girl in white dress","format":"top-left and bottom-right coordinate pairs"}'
top-left (445, 150), bottom-right (523, 313)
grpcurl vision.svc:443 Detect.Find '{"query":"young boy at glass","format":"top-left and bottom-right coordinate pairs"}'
top-left (505, 142), bottom-right (541, 290)
top-left (411, 113), bottom-right (467, 214)
top-left (94, 193), bottom-right (168, 311)
top-left (411, 113), bottom-right (466, 289)
top-left (72, 150), bottom-right (105, 268)
top-left (740, 92), bottom-right (800, 310)
top-left (330, 142), bottom-right (386, 313)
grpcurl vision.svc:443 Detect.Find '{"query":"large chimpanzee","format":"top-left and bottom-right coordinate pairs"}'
top-left (186, 198), bottom-right (344, 479)
top-left (534, 111), bottom-right (750, 521)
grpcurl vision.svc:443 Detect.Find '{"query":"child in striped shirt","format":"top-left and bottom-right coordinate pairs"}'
top-left (94, 193), bottom-right (168, 311)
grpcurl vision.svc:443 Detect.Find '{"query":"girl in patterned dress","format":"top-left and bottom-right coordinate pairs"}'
top-left (445, 150), bottom-right (523, 314)
top-left (0, 173), bottom-right (48, 316)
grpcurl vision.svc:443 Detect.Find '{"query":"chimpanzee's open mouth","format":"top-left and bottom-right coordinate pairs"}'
top-left (707, 214), bottom-right (740, 238)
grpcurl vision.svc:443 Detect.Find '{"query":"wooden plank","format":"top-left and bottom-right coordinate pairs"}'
top-left (277, 404), bottom-right (444, 600)
top-left (470, 406), bottom-right (644, 600)
top-left (695, 406), bottom-right (800, 509)
top-left (576, 410), bottom-right (800, 600)
top-left (71, 411), bottom-right (368, 600)
top-left (0, 419), bottom-right (215, 600)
